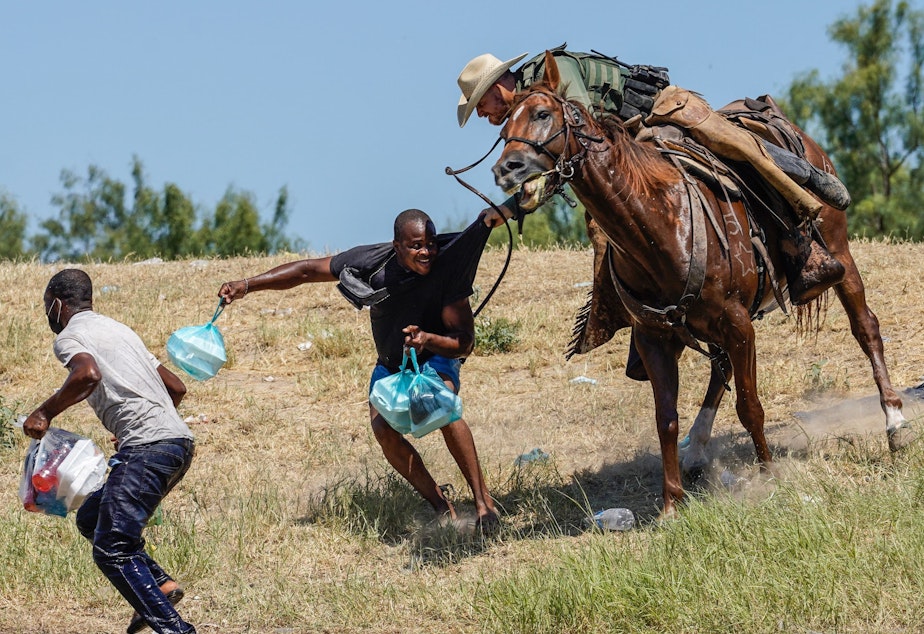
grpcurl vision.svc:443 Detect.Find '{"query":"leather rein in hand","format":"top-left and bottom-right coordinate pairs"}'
top-left (445, 136), bottom-right (513, 318)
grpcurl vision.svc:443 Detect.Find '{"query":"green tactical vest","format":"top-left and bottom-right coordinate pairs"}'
top-left (517, 46), bottom-right (669, 121)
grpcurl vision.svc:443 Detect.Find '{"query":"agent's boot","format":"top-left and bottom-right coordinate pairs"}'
top-left (806, 165), bottom-right (851, 210)
top-left (762, 143), bottom-right (852, 211)
top-left (781, 227), bottom-right (845, 305)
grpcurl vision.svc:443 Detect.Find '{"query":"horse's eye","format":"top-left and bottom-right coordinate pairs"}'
top-left (536, 110), bottom-right (550, 121)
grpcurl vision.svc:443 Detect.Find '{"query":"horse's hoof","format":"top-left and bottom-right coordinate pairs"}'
top-left (888, 423), bottom-right (919, 452)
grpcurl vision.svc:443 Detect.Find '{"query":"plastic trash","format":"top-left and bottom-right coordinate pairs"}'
top-left (593, 508), bottom-right (635, 531)
top-left (147, 504), bottom-right (164, 526)
top-left (720, 468), bottom-right (745, 489)
top-left (167, 301), bottom-right (227, 381)
top-left (514, 448), bottom-right (549, 466)
top-left (570, 375), bottom-right (597, 385)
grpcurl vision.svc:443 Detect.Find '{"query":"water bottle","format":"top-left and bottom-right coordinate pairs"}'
top-left (32, 446), bottom-right (69, 493)
top-left (593, 508), bottom-right (635, 531)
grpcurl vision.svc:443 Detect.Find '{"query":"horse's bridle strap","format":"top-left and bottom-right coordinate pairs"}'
top-left (604, 179), bottom-right (710, 358)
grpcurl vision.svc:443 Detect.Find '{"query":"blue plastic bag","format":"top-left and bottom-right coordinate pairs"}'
top-left (369, 349), bottom-right (417, 434)
top-left (167, 301), bottom-right (227, 381)
top-left (408, 361), bottom-right (463, 438)
top-left (370, 348), bottom-right (464, 437)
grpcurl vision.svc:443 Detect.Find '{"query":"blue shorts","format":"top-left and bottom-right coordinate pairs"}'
top-left (369, 354), bottom-right (462, 394)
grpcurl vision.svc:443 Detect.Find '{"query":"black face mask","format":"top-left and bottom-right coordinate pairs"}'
top-left (46, 297), bottom-right (64, 334)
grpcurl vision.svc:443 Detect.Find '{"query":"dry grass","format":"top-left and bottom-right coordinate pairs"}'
top-left (1, 239), bottom-right (924, 633)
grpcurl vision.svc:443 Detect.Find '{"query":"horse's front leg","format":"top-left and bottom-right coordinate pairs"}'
top-left (722, 308), bottom-right (773, 466)
top-left (682, 346), bottom-right (731, 476)
top-left (830, 249), bottom-right (911, 450)
top-left (635, 328), bottom-right (685, 518)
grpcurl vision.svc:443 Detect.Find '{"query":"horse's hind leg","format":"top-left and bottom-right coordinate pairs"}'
top-left (682, 346), bottom-right (731, 476)
top-left (829, 248), bottom-right (911, 450)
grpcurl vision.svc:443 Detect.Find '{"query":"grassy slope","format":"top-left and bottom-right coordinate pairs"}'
top-left (1, 240), bottom-right (923, 633)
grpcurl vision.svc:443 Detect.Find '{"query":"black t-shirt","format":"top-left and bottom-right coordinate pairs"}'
top-left (329, 220), bottom-right (490, 371)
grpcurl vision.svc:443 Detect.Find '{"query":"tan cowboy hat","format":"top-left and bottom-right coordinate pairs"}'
top-left (456, 52), bottom-right (528, 127)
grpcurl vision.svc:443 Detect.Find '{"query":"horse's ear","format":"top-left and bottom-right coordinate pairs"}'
top-left (544, 50), bottom-right (561, 92)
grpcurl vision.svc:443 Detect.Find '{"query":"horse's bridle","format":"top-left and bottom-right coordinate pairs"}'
top-left (501, 90), bottom-right (604, 205)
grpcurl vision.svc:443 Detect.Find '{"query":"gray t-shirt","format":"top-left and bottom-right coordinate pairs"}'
top-left (53, 311), bottom-right (193, 448)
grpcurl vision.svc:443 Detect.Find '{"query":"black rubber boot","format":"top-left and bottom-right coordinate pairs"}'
top-left (761, 142), bottom-right (851, 211)
top-left (806, 166), bottom-right (851, 210)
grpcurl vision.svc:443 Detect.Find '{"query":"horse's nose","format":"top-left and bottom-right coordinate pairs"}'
top-left (492, 153), bottom-right (525, 184)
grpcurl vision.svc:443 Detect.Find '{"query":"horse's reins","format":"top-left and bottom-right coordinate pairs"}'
top-left (444, 92), bottom-right (607, 318)
top-left (444, 137), bottom-right (514, 318)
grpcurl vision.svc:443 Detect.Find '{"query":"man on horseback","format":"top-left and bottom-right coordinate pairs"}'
top-left (456, 47), bottom-right (851, 309)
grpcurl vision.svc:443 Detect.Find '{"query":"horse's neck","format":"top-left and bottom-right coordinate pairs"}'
top-left (576, 146), bottom-right (691, 292)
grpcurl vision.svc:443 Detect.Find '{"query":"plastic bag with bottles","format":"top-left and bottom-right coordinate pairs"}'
top-left (19, 426), bottom-right (107, 517)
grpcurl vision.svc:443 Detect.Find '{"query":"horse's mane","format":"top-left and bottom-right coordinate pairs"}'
top-left (595, 114), bottom-right (681, 202)
top-left (511, 83), bottom-right (681, 203)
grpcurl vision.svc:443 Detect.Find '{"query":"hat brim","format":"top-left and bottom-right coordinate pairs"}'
top-left (457, 52), bottom-right (528, 127)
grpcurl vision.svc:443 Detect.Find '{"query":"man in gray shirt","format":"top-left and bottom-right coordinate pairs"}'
top-left (23, 268), bottom-right (196, 634)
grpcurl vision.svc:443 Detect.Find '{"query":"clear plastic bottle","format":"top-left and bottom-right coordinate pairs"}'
top-left (32, 447), bottom-right (68, 492)
top-left (593, 508), bottom-right (635, 531)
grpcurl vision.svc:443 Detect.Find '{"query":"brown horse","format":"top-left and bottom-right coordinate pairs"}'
top-left (491, 51), bottom-right (912, 518)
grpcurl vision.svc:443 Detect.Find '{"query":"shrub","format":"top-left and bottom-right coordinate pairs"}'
top-left (475, 316), bottom-right (521, 355)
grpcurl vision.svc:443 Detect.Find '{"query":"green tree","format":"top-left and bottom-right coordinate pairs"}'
top-left (197, 187), bottom-right (295, 256)
top-left (32, 165), bottom-right (127, 261)
top-left (31, 157), bottom-right (297, 261)
top-left (783, 0), bottom-right (924, 238)
top-left (262, 186), bottom-right (296, 254)
top-left (0, 193), bottom-right (28, 260)
top-left (159, 183), bottom-right (198, 258)
top-left (124, 159), bottom-right (199, 259)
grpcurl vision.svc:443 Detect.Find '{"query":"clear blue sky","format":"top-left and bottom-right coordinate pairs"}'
top-left (2, 1), bottom-right (870, 254)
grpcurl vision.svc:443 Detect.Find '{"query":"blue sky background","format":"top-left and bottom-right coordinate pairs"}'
top-left (2, 1), bottom-right (873, 254)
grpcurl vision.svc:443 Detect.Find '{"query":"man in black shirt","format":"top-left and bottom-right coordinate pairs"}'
top-left (218, 209), bottom-right (499, 531)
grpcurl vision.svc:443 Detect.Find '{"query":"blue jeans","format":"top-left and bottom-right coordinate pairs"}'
top-left (76, 438), bottom-right (195, 634)
top-left (369, 354), bottom-right (462, 394)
